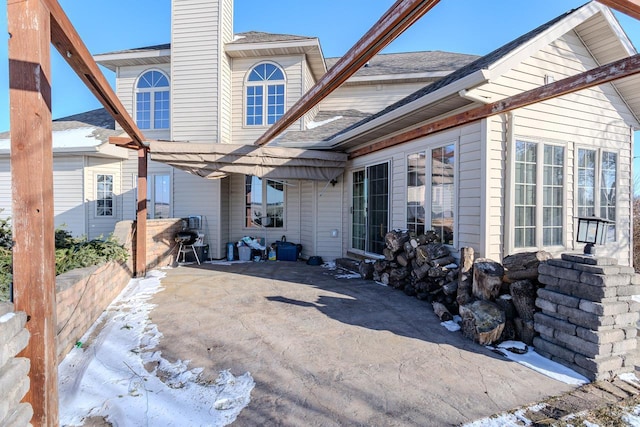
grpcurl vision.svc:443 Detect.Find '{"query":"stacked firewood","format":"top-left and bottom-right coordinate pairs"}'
top-left (359, 230), bottom-right (460, 318)
top-left (358, 230), bottom-right (553, 347)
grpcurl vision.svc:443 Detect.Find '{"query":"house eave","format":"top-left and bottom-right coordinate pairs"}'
top-left (95, 49), bottom-right (172, 72)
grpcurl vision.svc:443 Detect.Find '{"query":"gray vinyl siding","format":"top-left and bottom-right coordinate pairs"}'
top-left (171, 0), bottom-right (233, 142)
top-left (479, 31), bottom-right (634, 264)
top-left (172, 171), bottom-right (222, 258)
top-left (321, 82), bottom-right (433, 114)
top-left (219, 0), bottom-right (234, 144)
top-left (0, 160), bottom-right (10, 220)
top-left (299, 181), bottom-right (315, 258)
top-left (315, 179), bottom-right (344, 261)
top-left (231, 55), bottom-right (305, 145)
top-left (219, 176), bottom-right (230, 252)
top-left (85, 158), bottom-right (123, 240)
top-left (53, 156), bottom-right (86, 238)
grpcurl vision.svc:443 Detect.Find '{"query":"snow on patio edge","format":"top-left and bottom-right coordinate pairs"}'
top-left (58, 270), bottom-right (255, 426)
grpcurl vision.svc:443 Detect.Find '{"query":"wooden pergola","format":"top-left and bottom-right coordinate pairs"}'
top-left (7, 0), bottom-right (640, 424)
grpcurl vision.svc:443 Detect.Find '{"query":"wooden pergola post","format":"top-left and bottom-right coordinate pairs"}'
top-left (8, 0), bottom-right (59, 425)
top-left (137, 148), bottom-right (148, 276)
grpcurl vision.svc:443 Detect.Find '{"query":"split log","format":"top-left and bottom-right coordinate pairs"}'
top-left (513, 318), bottom-right (536, 346)
top-left (459, 300), bottom-right (505, 345)
top-left (457, 247), bottom-right (475, 306)
top-left (442, 281), bottom-right (458, 296)
top-left (431, 255), bottom-right (456, 267)
top-left (385, 230), bottom-right (410, 253)
top-left (427, 266), bottom-right (448, 278)
top-left (503, 251), bottom-right (552, 282)
top-left (409, 238), bottom-right (419, 249)
top-left (499, 320), bottom-right (518, 343)
top-left (403, 241), bottom-right (416, 259)
top-left (380, 272), bottom-right (390, 286)
top-left (396, 252), bottom-right (409, 267)
top-left (510, 279), bottom-right (537, 322)
top-left (495, 294), bottom-right (516, 320)
top-left (358, 262), bottom-right (374, 280)
top-left (432, 302), bottom-right (453, 321)
top-left (472, 258), bottom-right (504, 301)
top-left (412, 262), bottom-right (431, 280)
top-left (404, 283), bottom-right (417, 297)
top-left (383, 247), bottom-right (396, 261)
top-left (389, 267), bottom-right (409, 283)
top-left (373, 260), bottom-right (389, 273)
top-left (415, 243), bottom-right (449, 265)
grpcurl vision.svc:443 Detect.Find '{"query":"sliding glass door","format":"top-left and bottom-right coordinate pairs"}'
top-left (352, 162), bottom-right (389, 255)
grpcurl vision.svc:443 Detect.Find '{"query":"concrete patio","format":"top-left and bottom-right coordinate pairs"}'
top-left (147, 260), bottom-right (576, 426)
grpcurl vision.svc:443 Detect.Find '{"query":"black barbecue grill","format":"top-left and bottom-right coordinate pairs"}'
top-left (175, 221), bottom-right (201, 264)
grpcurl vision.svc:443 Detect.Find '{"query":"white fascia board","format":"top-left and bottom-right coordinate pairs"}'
top-left (600, 5), bottom-right (637, 56)
top-left (94, 48), bottom-right (171, 63)
top-left (225, 38), bottom-right (321, 56)
top-left (326, 69), bottom-right (491, 148)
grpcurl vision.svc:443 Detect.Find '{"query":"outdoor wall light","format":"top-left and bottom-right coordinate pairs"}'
top-left (331, 229), bottom-right (339, 238)
top-left (576, 216), bottom-right (613, 255)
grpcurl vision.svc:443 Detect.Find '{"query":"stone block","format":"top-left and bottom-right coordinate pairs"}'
top-left (578, 300), bottom-right (630, 316)
top-left (555, 330), bottom-right (610, 358)
top-left (561, 254), bottom-right (617, 266)
top-left (573, 264), bottom-right (621, 275)
top-left (619, 266), bottom-right (636, 275)
top-left (534, 323), bottom-right (555, 338)
top-left (612, 339), bottom-right (637, 354)
top-left (615, 312), bottom-right (639, 327)
top-left (632, 274), bottom-right (640, 285)
top-left (547, 259), bottom-right (574, 269)
top-left (617, 285), bottom-right (640, 297)
top-left (533, 336), bottom-right (577, 363)
top-left (567, 282), bottom-right (618, 301)
top-left (538, 288), bottom-right (580, 308)
top-left (538, 274), bottom-right (559, 287)
top-left (0, 312), bottom-right (27, 349)
top-left (576, 326), bottom-right (625, 344)
top-left (574, 353), bottom-right (623, 373)
top-left (580, 272), bottom-right (631, 287)
top-left (539, 263), bottom-right (581, 282)
top-left (0, 303), bottom-right (14, 318)
top-left (3, 403), bottom-right (33, 427)
top-left (534, 312), bottom-right (577, 335)
top-left (535, 298), bottom-right (558, 313)
top-left (557, 305), bottom-right (613, 330)
top-left (624, 327), bottom-right (638, 339)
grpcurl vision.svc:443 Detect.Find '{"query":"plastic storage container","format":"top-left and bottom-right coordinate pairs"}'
top-left (238, 246), bottom-right (251, 261)
top-left (276, 242), bottom-right (297, 261)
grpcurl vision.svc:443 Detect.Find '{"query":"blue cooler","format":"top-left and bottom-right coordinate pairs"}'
top-left (275, 241), bottom-right (298, 261)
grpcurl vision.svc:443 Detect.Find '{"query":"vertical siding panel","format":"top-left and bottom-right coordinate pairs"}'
top-left (0, 159), bottom-right (12, 219)
top-left (53, 156), bottom-right (85, 237)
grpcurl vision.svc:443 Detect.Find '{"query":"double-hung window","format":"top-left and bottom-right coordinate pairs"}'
top-left (135, 70), bottom-right (170, 130)
top-left (576, 148), bottom-right (617, 241)
top-left (406, 143), bottom-right (456, 245)
top-left (96, 174), bottom-right (114, 217)
top-left (245, 176), bottom-right (285, 228)
top-left (513, 140), bottom-right (565, 249)
top-left (245, 63), bottom-right (285, 126)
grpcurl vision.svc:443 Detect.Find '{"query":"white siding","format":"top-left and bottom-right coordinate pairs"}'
top-left (315, 179), bottom-right (343, 261)
top-left (479, 31), bottom-right (634, 264)
top-left (0, 159), bottom-right (12, 220)
top-left (219, 0), bottom-right (234, 143)
top-left (53, 156), bottom-right (86, 237)
top-left (85, 158), bottom-right (123, 240)
top-left (171, 0), bottom-right (233, 142)
top-left (321, 82), bottom-right (433, 114)
top-left (172, 171), bottom-right (222, 258)
top-left (299, 181), bottom-right (315, 258)
top-left (231, 55), bottom-right (305, 145)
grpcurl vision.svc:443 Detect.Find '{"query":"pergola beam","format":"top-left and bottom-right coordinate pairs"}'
top-left (254, 0), bottom-right (441, 147)
top-left (349, 53), bottom-right (640, 158)
top-left (42, 0), bottom-right (147, 149)
top-left (598, 0), bottom-right (640, 20)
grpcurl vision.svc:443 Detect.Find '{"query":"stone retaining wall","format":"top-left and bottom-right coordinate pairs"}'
top-left (142, 218), bottom-right (184, 269)
top-left (534, 253), bottom-right (639, 381)
top-left (0, 302), bottom-right (33, 427)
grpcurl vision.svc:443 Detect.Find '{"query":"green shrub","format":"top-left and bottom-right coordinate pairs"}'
top-left (0, 218), bottom-right (129, 302)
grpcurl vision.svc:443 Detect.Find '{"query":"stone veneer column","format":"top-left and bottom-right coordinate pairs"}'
top-left (534, 253), bottom-right (639, 381)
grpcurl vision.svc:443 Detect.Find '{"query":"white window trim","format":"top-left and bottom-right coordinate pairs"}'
top-left (505, 136), bottom-right (568, 254)
top-left (243, 177), bottom-right (287, 230)
top-left (134, 69), bottom-right (170, 131)
top-left (95, 173), bottom-right (115, 218)
top-left (573, 145), bottom-right (619, 242)
top-left (132, 171), bottom-right (173, 220)
top-left (243, 61), bottom-right (287, 128)
top-left (404, 140), bottom-right (458, 249)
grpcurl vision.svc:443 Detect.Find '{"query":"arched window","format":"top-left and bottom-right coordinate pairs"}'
top-left (245, 63), bottom-right (285, 126)
top-left (135, 70), bottom-right (170, 130)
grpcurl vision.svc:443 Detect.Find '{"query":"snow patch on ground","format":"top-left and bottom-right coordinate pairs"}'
top-left (58, 270), bottom-right (254, 426)
top-left (0, 312), bottom-right (15, 323)
top-left (441, 315), bottom-right (462, 332)
top-left (335, 272), bottom-right (361, 279)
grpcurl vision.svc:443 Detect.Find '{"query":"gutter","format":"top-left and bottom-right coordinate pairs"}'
top-left (326, 68), bottom-right (491, 149)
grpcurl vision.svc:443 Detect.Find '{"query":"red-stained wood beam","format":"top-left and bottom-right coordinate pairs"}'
top-left (42, 0), bottom-right (147, 150)
top-left (109, 136), bottom-right (140, 150)
top-left (349, 53), bottom-right (640, 158)
top-left (136, 149), bottom-right (148, 277)
top-left (8, 0), bottom-right (59, 424)
top-left (598, 0), bottom-right (640, 21)
top-left (254, 0), bottom-right (441, 147)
